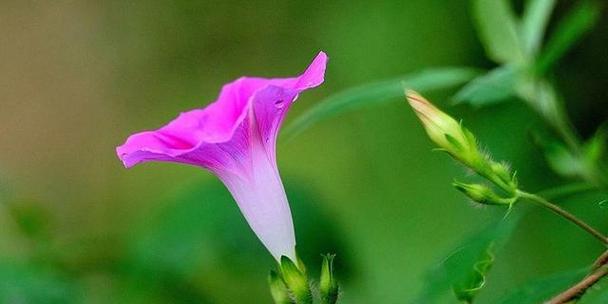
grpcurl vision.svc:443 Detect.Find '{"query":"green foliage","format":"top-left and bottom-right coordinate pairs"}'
top-left (0, 262), bottom-right (80, 304)
top-left (125, 178), bottom-right (350, 303)
top-left (7, 202), bottom-right (52, 241)
top-left (536, 0), bottom-right (601, 74)
top-left (284, 67), bottom-right (479, 138)
top-left (416, 216), bottom-right (520, 303)
top-left (536, 131), bottom-right (608, 186)
top-left (497, 269), bottom-right (588, 304)
top-left (521, 0), bottom-right (556, 56)
top-left (471, 0), bottom-right (524, 64)
top-left (453, 66), bottom-right (518, 107)
top-left (452, 245), bottom-right (494, 303)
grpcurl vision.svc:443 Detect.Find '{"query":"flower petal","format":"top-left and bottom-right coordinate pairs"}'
top-left (116, 52), bottom-right (327, 169)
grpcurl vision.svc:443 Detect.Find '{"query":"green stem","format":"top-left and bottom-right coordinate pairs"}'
top-left (517, 190), bottom-right (608, 244)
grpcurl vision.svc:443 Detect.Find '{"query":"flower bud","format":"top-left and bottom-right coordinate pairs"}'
top-left (280, 256), bottom-right (311, 304)
top-left (405, 90), bottom-right (481, 166)
top-left (319, 254), bottom-right (339, 304)
top-left (406, 90), bottom-right (519, 194)
top-left (453, 181), bottom-right (516, 206)
top-left (268, 270), bottom-right (291, 304)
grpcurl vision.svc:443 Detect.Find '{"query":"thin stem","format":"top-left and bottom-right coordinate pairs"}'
top-left (547, 265), bottom-right (608, 304)
top-left (547, 250), bottom-right (608, 304)
top-left (517, 191), bottom-right (608, 244)
top-left (593, 250), bottom-right (608, 270)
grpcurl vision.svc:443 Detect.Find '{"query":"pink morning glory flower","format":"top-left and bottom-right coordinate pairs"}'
top-left (116, 52), bottom-right (327, 262)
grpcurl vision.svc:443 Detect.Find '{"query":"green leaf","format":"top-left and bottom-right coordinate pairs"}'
top-left (521, 0), bottom-right (557, 56)
top-left (516, 77), bottom-right (567, 133)
top-left (543, 140), bottom-right (584, 177)
top-left (583, 132), bottom-right (606, 167)
top-left (284, 67), bottom-right (479, 138)
top-left (415, 215), bottom-right (520, 303)
top-left (497, 268), bottom-right (588, 304)
top-left (452, 245), bottom-right (495, 303)
top-left (471, 0), bottom-right (525, 64)
top-left (536, 0), bottom-right (600, 74)
top-left (453, 66), bottom-right (518, 107)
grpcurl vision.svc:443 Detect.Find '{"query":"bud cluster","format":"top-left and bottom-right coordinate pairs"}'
top-left (405, 90), bottom-right (519, 205)
top-left (269, 254), bottom-right (339, 304)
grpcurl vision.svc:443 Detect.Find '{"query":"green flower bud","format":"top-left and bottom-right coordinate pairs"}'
top-left (280, 256), bottom-right (311, 304)
top-left (406, 90), bottom-right (519, 194)
top-left (320, 254), bottom-right (339, 304)
top-left (405, 90), bottom-right (481, 167)
top-left (268, 270), bottom-right (291, 304)
top-left (453, 181), bottom-right (516, 206)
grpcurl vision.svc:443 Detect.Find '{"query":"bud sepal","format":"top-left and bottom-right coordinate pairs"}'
top-left (453, 181), bottom-right (517, 206)
top-left (269, 270), bottom-right (291, 304)
top-left (320, 254), bottom-right (339, 304)
top-left (280, 256), bottom-right (312, 304)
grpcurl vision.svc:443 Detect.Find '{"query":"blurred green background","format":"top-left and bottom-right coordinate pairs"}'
top-left (0, 1), bottom-right (607, 303)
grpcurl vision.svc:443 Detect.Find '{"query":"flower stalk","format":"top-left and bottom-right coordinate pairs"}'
top-left (547, 250), bottom-right (608, 304)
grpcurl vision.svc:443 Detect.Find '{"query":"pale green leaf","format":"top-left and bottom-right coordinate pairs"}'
top-left (284, 67), bottom-right (479, 138)
top-left (453, 66), bottom-right (518, 107)
top-left (521, 0), bottom-right (557, 56)
top-left (544, 141), bottom-right (584, 177)
top-left (536, 0), bottom-right (600, 73)
top-left (471, 0), bottom-right (525, 64)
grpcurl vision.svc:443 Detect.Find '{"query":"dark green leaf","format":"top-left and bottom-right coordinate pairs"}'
top-left (471, 0), bottom-right (525, 64)
top-left (536, 1), bottom-right (600, 73)
top-left (415, 215), bottom-right (520, 303)
top-left (284, 67), bottom-right (479, 138)
top-left (497, 268), bottom-right (588, 304)
top-left (453, 66), bottom-right (518, 107)
top-left (521, 0), bottom-right (557, 56)
top-left (452, 245), bottom-right (494, 302)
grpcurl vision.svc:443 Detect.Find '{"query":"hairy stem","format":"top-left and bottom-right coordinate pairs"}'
top-left (547, 250), bottom-right (608, 304)
top-left (517, 191), bottom-right (608, 244)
